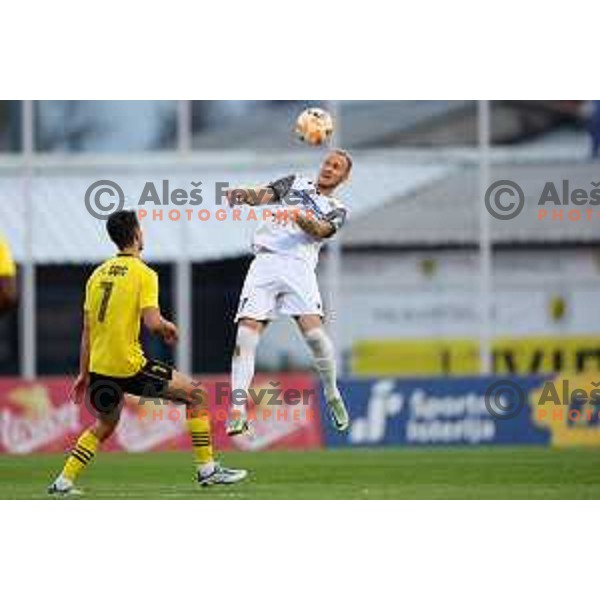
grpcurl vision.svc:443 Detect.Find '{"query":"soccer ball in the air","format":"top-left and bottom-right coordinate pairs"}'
top-left (295, 107), bottom-right (334, 146)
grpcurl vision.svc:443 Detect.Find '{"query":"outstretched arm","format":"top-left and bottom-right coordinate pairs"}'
top-left (226, 186), bottom-right (276, 207)
top-left (227, 174), bottom-right (296, 207)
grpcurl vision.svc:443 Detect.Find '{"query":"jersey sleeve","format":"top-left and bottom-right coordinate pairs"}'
top-left (324, 205), bottom-right (348, 233)
top-left (267, 174), bottom-right (296, 202)
top-left (140, 267), bottom-right (159, 310)
top-left (0, 238), bottom-right (16, 277)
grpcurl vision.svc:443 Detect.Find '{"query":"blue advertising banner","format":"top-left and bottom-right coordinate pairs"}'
top-left (320, 376), bottom-right (553, 448)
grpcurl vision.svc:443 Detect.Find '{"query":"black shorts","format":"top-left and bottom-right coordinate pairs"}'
top-left (88, 360), bottom-right (173, 417)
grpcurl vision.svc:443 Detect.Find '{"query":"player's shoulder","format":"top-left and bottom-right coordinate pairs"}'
top-left (87, 261), bottom-right (107, 283)
top-left (292, 174), bottom-right (316, 191)
top-left (129, 256), bottom-right (154, 273)
top-left (126, 258), bottom-right (158, 285)
top-left (268, 173), bottom-right (315, 202)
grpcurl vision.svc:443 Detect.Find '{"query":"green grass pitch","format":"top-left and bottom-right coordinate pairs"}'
top-left (2, 447), bottom-right (600, 499)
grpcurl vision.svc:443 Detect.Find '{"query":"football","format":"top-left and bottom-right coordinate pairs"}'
top-left (295, 107), bottom-right (334, 145)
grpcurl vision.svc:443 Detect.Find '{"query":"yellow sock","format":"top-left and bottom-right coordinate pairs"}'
top-left (61, 429), bottom-right (99, 483)
top-left (187, 413), bottom-right (214, 468)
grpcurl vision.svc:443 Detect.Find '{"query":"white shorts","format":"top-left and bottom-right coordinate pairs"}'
top-left (235, 252), bottom-right (324, 322)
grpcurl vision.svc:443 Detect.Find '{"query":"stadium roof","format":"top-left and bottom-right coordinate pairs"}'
top-left (0, 150), bottom-right (449, 263)
top-left (343, 159), bottom-right (600, 249)
top-left (0, 140), bottom-right (596, 264)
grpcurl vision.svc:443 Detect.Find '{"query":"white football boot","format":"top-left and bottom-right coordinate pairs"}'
top-left (197, 463), bottom-right (248, 487)
top-left (226, 409), bottom-right (254, 437)
top-left (47, 475), bottom-right (83, 497)
top-left (327, 395), bottom-right (350, 432)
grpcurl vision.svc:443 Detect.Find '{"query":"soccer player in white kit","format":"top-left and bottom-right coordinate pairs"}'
top-left (225, 149), bottom-right (352, 436)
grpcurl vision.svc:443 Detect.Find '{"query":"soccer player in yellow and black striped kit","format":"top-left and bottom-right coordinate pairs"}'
top-left (49, 210), bottom-right (247, 495)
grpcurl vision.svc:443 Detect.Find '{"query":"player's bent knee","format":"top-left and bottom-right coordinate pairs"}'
top-left (165, 371), bottom-right (207, 410)
top-left (295, 314), bottom-right (324, 334)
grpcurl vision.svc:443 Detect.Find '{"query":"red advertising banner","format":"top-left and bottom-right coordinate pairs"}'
top-left (0, 374), bottom-right (322, 454)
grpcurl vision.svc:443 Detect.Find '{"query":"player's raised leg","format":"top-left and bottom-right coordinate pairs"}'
top-left (226, 318), bottom-right (264, 436)
top-left (296, 314), bottom-right (349, 432)
top-left (165, 370), bottom-right (248, 486)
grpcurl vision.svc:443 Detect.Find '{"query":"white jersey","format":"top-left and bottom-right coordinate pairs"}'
top-left (252, 174), bottom-right (348, 270)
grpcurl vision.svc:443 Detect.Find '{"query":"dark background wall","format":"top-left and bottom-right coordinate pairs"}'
top-left (0, 257), bottom-right (250, 376)
top-left (192, 256), bottom-right (252, 374)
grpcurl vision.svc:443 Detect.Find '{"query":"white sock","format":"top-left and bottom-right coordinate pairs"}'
top-left (304, 328), bottom-right (340, 401)
top-left (231, 325), bottom-right (261, 417)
